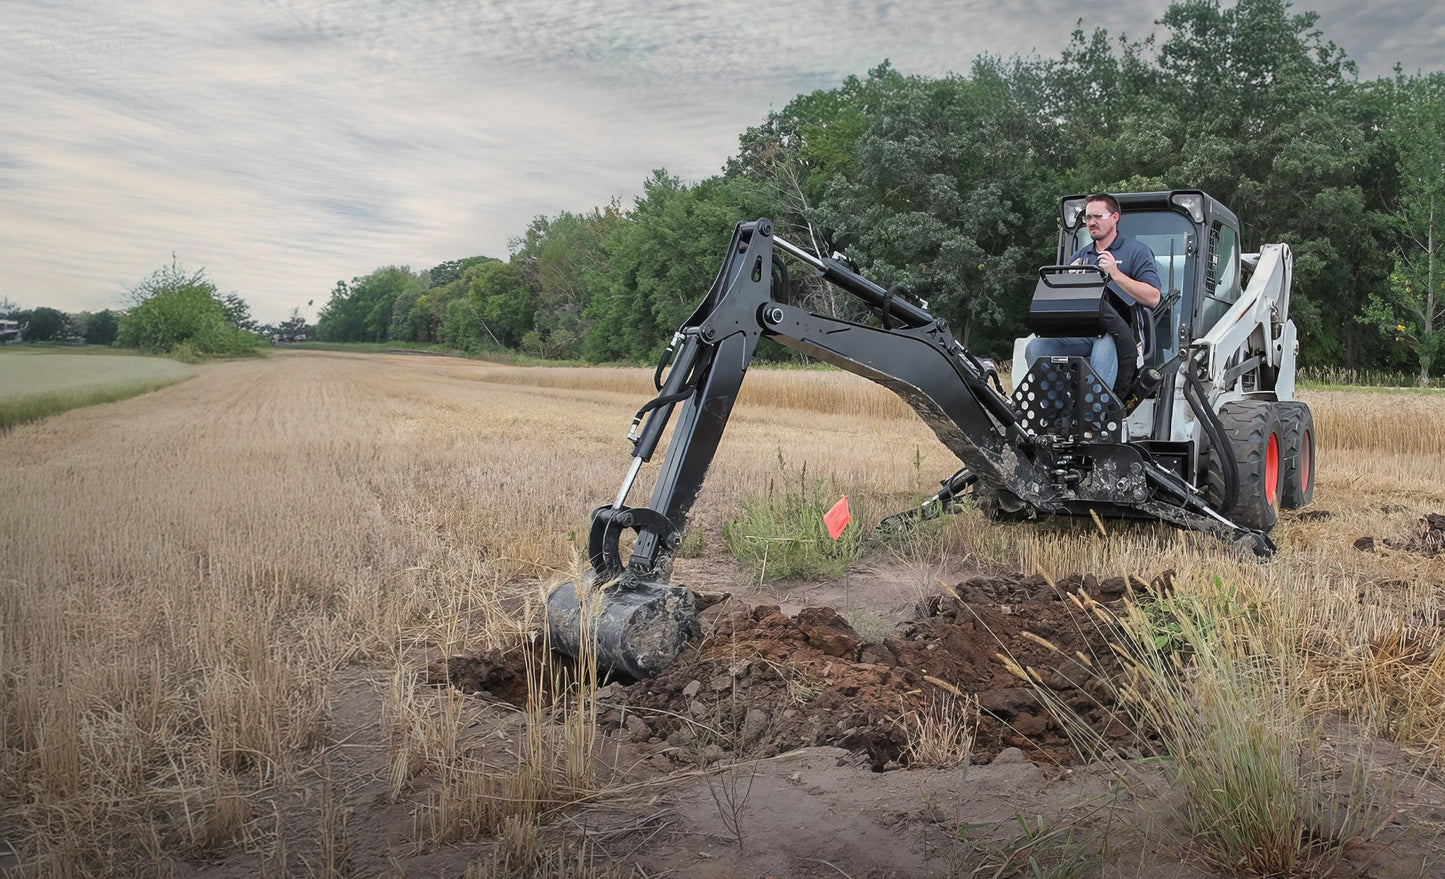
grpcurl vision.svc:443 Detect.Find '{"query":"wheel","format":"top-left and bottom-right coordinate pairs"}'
top-left (1203, 400), bottom-right (1285, 532)
top-left (1276, 401), bottom-right (1316, 509)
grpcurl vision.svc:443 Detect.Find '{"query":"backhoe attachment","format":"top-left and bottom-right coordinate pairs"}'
top-left (545, 219), bottom-right (1272, 677)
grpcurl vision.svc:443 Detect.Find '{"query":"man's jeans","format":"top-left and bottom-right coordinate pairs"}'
top-left (1023, 335), bottom-right (1118, 389)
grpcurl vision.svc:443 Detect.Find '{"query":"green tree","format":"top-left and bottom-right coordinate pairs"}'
top-left (1362, 72), bottom-right (1445, 385)
top-left (586, 172), bottom-right (777, 362)
top-left (728, 67), bottom-right (890, 249)
top-left (315, 267), bottom-right (421, 342)
top-left (81, 309), bottom-right (120, 345)
top-left (273, 308), bottom-right (311, 341)
top-left (219, 293), bottom-right (258, 333)
top-left (511, 207), bottom-right (624, 358)
top-left (116, 260), bottom-right (262, 359)
top-left (1036, 23), bottom-right (1162, 175)
top-left (426, 256), bottom-right (492, 289)
top-left (21, 307), bottom-right (69, 342)
top-left (388, 288), bottom-right (437, 342)
top-left (814, 63), bottom-right (1059, 353)
top-left (468, 259), bottom-right (532, 348)
top-left (1147, 0), bottom-right (1383, 365)
top-left (726, 70), bottom-right (906, 324)
top-left (1039, 0), bottom-right (1387, 366)
top-left (437, 297), bottom-right (486, 350)
top-left (314, 281), bottom-right (358, 341)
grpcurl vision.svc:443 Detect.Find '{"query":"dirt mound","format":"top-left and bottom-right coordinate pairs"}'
top-left (444, 572), bottom-right (1158, 768)
top-left (612, 572), bottom-right (1147, 768)
top-left (1354, 513), bottom-right (1445, 557)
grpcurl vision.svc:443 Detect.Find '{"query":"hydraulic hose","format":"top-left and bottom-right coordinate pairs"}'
top-left (1098, 305), bottom-right (1137, 398)
top-left (1183, 352), bottom-right (1238, 515)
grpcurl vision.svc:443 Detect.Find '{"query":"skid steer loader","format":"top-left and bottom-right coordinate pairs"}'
top-left (546, 190), bottom-right (1316, 677)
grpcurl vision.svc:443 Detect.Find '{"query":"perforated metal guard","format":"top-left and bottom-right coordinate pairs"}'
top-left (1011, 358), bottom-right (1125, 441)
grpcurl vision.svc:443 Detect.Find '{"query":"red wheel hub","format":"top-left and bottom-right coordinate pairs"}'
top-left (1266, 432), bottom-right (1280, 507)
top-left (1300, 429), bottom-right (1312, 492)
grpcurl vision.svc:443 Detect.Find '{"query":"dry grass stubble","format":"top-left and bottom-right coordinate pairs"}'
top-left (4, 350), bottom-right (1445, 874)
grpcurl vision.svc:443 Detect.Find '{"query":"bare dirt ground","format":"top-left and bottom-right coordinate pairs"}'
top-left (304, 547), bottom-right (1443, 878)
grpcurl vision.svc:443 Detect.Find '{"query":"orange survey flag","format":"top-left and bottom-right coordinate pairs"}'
top-left (824, 495), bottom-right (851, 540)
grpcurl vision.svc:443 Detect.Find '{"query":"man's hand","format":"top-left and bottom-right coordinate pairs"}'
top-left (1096, 248), bottom-right (1160, 307)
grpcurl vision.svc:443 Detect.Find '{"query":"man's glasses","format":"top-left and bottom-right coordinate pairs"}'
top-left (1082, 212), bottom-right (1114, 221)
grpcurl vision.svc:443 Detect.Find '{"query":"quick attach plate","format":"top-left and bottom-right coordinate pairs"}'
top-left (1012, 357), bottom-right (1125, 442)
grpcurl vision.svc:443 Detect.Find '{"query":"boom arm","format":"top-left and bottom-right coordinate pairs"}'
top-left (588, 218), bottom-right (1272, 585)
top-left (590, 219), bottom-right (1060, 581)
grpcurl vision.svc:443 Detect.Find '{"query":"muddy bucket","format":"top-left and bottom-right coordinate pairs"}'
top-left (545, 576), bottom-right (696, 679)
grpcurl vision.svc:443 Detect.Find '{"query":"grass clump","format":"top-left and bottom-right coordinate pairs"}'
top-left (992, 571), bottom-right (1391, 875)
top-left (957, 813), bottom-right (1104, 878)
top-left (899, 690), bottom-right (976, 768)
top-left (1110, 580), bottom-right (1386, 875)
top-left (722, 455), bottom-right (864, 581)
top-left (844, 607), bottom-right (896, 644)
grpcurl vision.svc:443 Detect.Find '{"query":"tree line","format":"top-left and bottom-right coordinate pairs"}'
top-left (7, 1), bottom-right (1438, 380)
top-left (311, 0), bottom-right (1445, 382)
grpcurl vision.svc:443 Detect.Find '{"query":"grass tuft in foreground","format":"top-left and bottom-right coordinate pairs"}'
top-left (1123, 590), bottom-right (1385, 874)
top-left (1023, 575), bottom-right (1392, 875)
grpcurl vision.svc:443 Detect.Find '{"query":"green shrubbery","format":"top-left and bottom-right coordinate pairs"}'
top-left (116, 261), bottom-right (263, 360)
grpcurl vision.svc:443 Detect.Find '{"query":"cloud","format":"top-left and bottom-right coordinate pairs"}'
top-left (0, 0), bottom-right (1437, 323)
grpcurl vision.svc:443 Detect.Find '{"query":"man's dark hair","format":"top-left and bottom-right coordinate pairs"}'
top-left (1086, 193), bottom-right (1121, 215)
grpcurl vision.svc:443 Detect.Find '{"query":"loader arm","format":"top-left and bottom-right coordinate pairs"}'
top-left (1199, 242), bottom-right (1295, 399)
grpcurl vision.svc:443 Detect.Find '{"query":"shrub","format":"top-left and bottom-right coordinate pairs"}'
top-left (722, 457), bottom-right (863, 580)
top-left (116, 261), bottom-right (262, 359)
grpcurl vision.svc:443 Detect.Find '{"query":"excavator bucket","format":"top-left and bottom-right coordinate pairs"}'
top-left (545, 575), bottom-right (695, 679)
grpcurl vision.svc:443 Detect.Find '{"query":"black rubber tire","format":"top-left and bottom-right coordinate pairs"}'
top-left (1204, 400), bottom-right (1285, 532)
top-left (1276, 401), bottom-right (1316, 509)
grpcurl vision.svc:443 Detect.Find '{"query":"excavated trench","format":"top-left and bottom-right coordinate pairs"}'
top-left (441, 571), bottom-right (1168, 768)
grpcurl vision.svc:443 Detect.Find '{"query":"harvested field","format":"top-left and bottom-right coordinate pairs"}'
top-left (0, 349), bottom-right (196, 430)
top-left (3, 349), bottom-right (1445, 877)
top-left (0, 349), bottom-right (194, 399)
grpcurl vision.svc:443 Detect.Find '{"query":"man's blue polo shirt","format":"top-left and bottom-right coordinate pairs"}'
top-left (1068, 234), bottom-right (1161, 308)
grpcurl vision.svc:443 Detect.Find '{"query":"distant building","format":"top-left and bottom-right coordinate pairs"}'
top-left (0, 319), bottom-right (23, 344)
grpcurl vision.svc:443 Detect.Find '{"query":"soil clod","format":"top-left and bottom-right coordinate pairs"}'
top-left (1354, 512), bottom-right (1445, 557)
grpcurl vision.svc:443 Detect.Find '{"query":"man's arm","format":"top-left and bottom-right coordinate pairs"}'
top-left (1098, 248), bottom-right (1161, 308)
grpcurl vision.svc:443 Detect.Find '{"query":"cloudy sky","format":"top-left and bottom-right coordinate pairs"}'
top-left (2, 0), bottom-right (1440, 324)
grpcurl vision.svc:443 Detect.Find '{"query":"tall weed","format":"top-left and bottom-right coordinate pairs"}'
top-left (1113, 581), bottom-right (1385, 874)
top-left (722, 454), bottom-right (864, 580)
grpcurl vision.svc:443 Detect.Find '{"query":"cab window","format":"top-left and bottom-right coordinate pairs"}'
top-left (1197, 223), bottom-right (1240, 335)
top-left (1067, 210), bottom-right (1193, 365)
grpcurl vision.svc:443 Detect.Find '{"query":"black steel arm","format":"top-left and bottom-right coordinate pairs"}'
top-left (589, 219), bottom-right (1059, 580)
top-left (585, 217), bottom-right (1275, 579)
